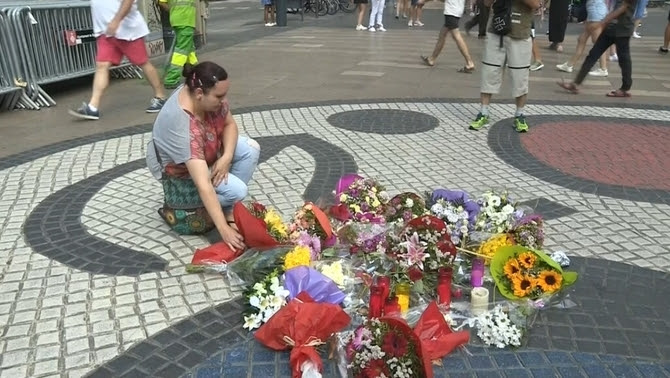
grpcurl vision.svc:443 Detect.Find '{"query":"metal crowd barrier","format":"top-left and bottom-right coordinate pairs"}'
top-left (0, 10), bottom-right (29, 110)
top-left (0, 0), bottom-right (143, 111)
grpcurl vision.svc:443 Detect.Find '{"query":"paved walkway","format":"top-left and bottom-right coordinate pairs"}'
top-left (1, 3), bottom-right (670, 378)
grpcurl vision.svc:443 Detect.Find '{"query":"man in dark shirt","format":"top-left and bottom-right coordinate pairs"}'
top-left (557, 0), bottom-right (636, 97)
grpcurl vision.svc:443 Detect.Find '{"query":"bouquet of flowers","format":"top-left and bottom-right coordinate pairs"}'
top-left (243, 269), bottom-right (290, 331)
top-left (334, 175), bottom-right (389, 223)
top-left (510, 214), bottom-right (544, 249)
top-left (490, 246), bottom-right (578, 300)
top-left (337, 222), bottom-right (389, 255)
top-left (290, 202), bottom-right (335, 247)
top-left (385, 192), bottom-right (427, 224)
top-left (226, 246), bottom-right (295, 286)
top-left (477, 233), bottom-right (515, 263)
top-left (233, 202), bottom-right (286, 248)
top-left (255, 292), bottom-right (351, 378)
top-left (344, 317), bottom-right (430, 378)
top-left (283, 245), bottom-right (312, 271)
top-left (389, 215), bottom-right (457, 276)
top-left (429, 189), bottom-right (480, 246)
top-left (462, 303), bottom-right (526, 348)
top-left (474, 190), bottom-right (518, 234)
top-left (247, 201), bottom-right (289, 242)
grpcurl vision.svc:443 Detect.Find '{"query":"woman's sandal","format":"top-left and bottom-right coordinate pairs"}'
top-left (557, 80), bottom-right (579, 94)
top-left (606, 89), bottom-right (631, 98)
top-left (421, 55), bottom-right (434, 67)
top-left (457, 66), bottom-right (475, 74)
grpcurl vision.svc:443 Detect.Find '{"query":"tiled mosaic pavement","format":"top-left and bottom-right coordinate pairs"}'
top-left (1, 100), bottom-right (670, 377)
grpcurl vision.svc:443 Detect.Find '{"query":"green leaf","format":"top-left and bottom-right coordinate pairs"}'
top-left (562, 271), bottom-right (578, 286)
top-left (321, 248), bottom-right (337, 258)
top-left (412, 279), bottom-right (425, 294)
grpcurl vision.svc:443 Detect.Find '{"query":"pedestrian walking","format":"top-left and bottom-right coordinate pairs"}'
top-left (160, 0), bottom-right (199, 88)
top-left (69, 0), bottom-right (166, 120)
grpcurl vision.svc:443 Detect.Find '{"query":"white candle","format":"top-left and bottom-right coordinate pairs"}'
top-left (471, 287), bottom-right (489, 315)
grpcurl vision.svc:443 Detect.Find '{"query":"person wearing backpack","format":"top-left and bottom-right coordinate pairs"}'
top-left (469, 0), bottom-right (540, 133)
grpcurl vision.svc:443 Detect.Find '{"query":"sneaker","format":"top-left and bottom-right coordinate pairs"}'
top-left (514, 115), bottom-right (529, 133)
top-left (356, 24), bottom-right (367, 30)
top-left (632, 32), bottom-right (641, 39)
top-left (588, 68), bottom-right (609, 77)
top-left (270, 22), bottom-right (277, 26)
top-left (469, 113), bottom-right (490, 130)
top-left (368, 26), bottom-right (376, 32)
top-left (68, 102), bottom-right (100, 120)
top-left (609, 54), bottom-right (618, 62)
top-left (414, 20), bottom-right (424, 26)
top-left (402, 13), bottom-right (407, 18)
top-left (408, 20), bottom-right (413, 26)
top-left (529, 61), bottom-right (544, 71)
top-left (556, 62), bottom-right (573, 73)
top-left (265, 22), bottom-right (273, 26)
top-left (377, 25), bottom-right (387, 31)
top-left (146, 97), bottom-right (166, 113)
top-left (659, 46), bottom-right (669, 54)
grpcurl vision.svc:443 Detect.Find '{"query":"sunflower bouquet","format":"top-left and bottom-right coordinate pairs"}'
top-left (477, 233), bottom-right (515, 264)
top-left (490, 245), bottom-right (578, 300)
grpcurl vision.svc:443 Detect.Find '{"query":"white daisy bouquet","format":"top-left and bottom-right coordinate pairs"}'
top-left (474, 190), bottom-right (519, 234)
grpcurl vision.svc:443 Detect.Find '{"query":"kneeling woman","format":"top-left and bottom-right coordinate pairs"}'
top-left (147, 61), bottom-right (259, 250)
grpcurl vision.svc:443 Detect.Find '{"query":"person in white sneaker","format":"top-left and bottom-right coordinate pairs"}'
top-left (420, 0), bottom-right (475, 72)
top-left (556, 0), bottom-right (609, 77)
top-left (368, 0), bottom-right (387, 31)
top-left (631, 0), bottom-right (648, 38)
top-left (355, 0), bottom-right (369, 30)
top-left (408, 0), bottom-right (425, 26)
top-left (262, 0), bottom-right (276, 26)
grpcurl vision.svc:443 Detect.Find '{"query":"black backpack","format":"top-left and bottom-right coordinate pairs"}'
top-left (491, 0), bottom-right (513, 46)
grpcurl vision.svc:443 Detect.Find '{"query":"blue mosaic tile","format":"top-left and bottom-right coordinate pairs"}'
top-left (517, 351), bottom-right (548, 367)
top-left (445, 372), bottom-right (473, 378)
top-left (493, 353), bottom-right (522, 369)
top-left (221, 365), bottom-right (248, 376)
top-left (441, 355), bottom-right (469, 371)
top-left (278, 360), bottom-right (292, 377)
top-left (195, 366), bottom-right (222, 378)
top-left (467, 346), bottom-right (489, 355)
top-left (251, 345), bottom-right (277, 363)
top-left (476, 370), bottom-right (503, 378)
top-left (250, 363), bottom-right (275, 377)
top-left (503, 369), bottom-right (532, 378)
top-left (632, 363), bottom-right (667, 378)
top-left (556, 366), bottom-right (587, 377)
top-left (224, 346), bottom-right (248, 365)
top-left (201, 353), bottom-right (223, 367)
top-left (571, 352), bottom-right (602, 365)
top-left (581, 364), bottom-right (614, 378)
top-left (609, 364), bottom-right (642, 377)
top-left (598, 354), bottom-right (627, 364)
top-left (469, 355), bottom-right (494, 369)
top-left (530, 367), bottom-right (557, 377)
top-left (545, 351), bottom-right (576, 365)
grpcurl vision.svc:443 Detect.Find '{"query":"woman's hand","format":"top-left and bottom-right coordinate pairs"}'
top-left (220, 224), bottom-right (245, 251)
top-left (211, 155), bottom-right (232, 187)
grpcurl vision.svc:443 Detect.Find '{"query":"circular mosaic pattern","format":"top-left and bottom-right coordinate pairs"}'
top-left (488, 115), bottom-right (670, 205)
top-left (521, 121), bottom-right (670, 191)
top-left (326, 109), bottom-right (439, 134)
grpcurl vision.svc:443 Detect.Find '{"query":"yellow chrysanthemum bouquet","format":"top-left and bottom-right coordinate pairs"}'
top-left (490, 245), bottom-right (578, 300)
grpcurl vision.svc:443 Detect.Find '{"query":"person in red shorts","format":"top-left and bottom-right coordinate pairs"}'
top-left (69, 0), bottom-right (167, 120)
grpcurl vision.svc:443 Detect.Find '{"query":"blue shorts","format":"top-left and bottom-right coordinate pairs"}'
top-left (633, 0), bottom-right (648, 19)
top-left (586, 0), bottom-right (607, 22)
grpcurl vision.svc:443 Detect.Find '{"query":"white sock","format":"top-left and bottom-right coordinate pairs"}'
top-left (88, 104), bottom-right (98, 112)
top-left (480, 105), bottom-right (489, 116)
top-left (515, 107), bottom-right (525, 117)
